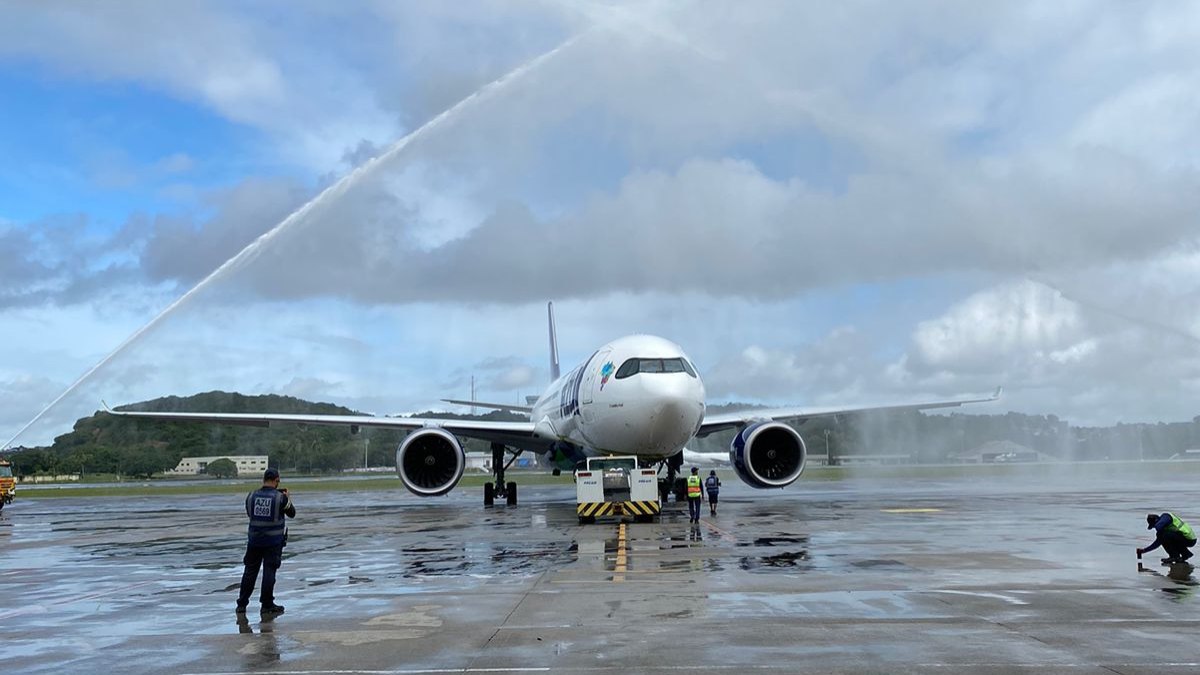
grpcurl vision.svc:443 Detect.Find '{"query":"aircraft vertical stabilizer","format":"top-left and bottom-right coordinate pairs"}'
top-left (548, 301), bottom-right (560, 381)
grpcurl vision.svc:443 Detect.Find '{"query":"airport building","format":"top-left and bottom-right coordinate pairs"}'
top-left (167, 455), bottom-right (269, 476)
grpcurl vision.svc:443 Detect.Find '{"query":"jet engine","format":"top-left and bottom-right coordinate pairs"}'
top-left (396, 428), bottom-right (465, 497)
top-left (729, 421), bottom-right (806, 489)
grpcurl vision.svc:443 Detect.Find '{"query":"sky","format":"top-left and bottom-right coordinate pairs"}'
top-left (2, 1), bottom-right (1199, 447)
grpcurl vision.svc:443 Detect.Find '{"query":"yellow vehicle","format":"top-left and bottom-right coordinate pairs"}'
top-left (0, 459), bottom-right (14, 512)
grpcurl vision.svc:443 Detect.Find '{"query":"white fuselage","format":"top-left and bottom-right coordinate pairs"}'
top-left (528, 335), bottom-right (706, 460)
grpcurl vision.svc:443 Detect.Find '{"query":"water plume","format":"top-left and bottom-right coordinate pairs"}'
top-left (2, 32), bottom-right (586, 450)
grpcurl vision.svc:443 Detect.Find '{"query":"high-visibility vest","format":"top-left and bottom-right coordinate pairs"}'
top-left (1167, 514), bottom-right (1196, 541)
top-left (686, 475), bottom-right (702, 498)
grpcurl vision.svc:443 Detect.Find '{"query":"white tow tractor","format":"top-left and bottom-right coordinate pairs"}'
top-left (575, 455), bottom-right (661, 524)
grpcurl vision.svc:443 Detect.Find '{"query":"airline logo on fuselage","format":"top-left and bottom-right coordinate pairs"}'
top-left (599, 361), bottom-right (614, 390)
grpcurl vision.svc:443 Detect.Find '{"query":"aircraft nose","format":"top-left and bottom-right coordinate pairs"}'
top-left (643, 378), bottom-right (704, 449)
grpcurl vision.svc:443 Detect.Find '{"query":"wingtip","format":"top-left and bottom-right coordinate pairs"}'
top-left (992, 386), bottom-right (1003, 400)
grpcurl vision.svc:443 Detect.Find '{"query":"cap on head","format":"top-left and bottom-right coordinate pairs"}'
top-left (1147, 513), bottom-right (1160, 529)
top-left (264, 468), bottom-right (280, 482)
top-left (691, 466), bottom-right (699, 473)
top-left (709, 470), bottom-right (717, 476)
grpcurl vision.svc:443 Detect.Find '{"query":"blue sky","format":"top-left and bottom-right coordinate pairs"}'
top-left (0, 67), bottom-right (288, 226)
top-left (2, 1), bottom-right (1200, 447)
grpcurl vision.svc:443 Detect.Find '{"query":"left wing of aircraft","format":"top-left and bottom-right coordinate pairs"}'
top-left (698, 387), bottom-right (1002, 437)
top-left (103, 407), bottom-right (549, 453)
top-left (440, 399), bottom-right (534, 414)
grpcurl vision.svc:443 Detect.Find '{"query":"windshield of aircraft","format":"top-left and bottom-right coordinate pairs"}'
top-left (589, 457), bottom-right (637, 473)
top-left (614, 358), bottom-right (697, 379)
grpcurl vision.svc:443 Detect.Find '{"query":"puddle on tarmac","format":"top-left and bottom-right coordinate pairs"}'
top-left (851, 559), bottom-right (910, 569)
top-left (736, 535), bottom-right (808, 548)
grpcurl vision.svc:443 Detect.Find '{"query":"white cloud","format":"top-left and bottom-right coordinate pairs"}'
top-left (5, 1), bottom-right (1200, 445)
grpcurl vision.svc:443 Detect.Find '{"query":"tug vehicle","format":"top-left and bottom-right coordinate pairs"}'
top-left (576, 455), bottom-right (660, 524)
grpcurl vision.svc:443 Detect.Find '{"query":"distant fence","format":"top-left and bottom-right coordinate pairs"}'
top-left (18, 474), bottom-right (81, 483)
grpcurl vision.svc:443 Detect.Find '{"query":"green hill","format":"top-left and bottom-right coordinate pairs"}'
top-left (5, 391), bottom-right (520, 478)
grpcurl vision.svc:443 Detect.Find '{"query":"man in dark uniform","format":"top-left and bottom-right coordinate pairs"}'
top-left (1139, 512), bottom-right (1197, 564)
top-left (237, 468), bottom-right (296, 615)
top-left (705, 469), bottom-right (721, 516)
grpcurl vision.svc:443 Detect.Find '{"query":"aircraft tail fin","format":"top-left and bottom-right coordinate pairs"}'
top-left (548, 301), bottom-right (560, 382)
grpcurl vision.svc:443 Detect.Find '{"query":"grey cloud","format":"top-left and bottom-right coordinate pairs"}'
top-left (138, 177), bottom-right (310, 285)
top-left (216, 149), bottom-right (1199, 306)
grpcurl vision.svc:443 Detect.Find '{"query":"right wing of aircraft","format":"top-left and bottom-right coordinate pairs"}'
top-left (103, 407), bottom-right (550, 453)
top-left (697, 387), bottom-right (1002, 437)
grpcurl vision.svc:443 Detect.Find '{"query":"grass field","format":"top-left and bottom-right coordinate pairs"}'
top-left (15, 459), bottom-right (1200, 499)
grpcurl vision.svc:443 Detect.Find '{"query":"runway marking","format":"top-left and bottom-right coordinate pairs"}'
top-left (701, 519), bottom-right (738, 542)
top-left (613, 522), bottom-right (627, 582)
top-left (178, 666), bottom-right (795, 674)
top-left (881, 508), bottom-right (943, 513)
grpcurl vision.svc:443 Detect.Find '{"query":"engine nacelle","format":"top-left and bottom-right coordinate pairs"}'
top-left (396, 428), bottom-right (466, 497)
top-left (729, 421), bottom-right (807, 489)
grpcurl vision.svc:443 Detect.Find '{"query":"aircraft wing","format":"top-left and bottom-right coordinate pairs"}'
top-left (104, 408), bottom-right (548, 452)
top-left (441, 399), bottom-right (534, 414)
top-left (696, 387), bottom-right (1002, 437)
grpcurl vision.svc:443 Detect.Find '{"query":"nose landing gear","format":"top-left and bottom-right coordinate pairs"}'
top-left (657, 450), bottom-right (685, 503)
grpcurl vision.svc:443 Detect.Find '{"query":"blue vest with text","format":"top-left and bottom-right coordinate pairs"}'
top-left (246, 487), bottom-right (287, 547)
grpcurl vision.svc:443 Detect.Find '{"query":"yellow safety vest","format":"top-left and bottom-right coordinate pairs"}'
top-left (686, 475), bottom-right (702, 498)
top-left (1168, 514), bottom-right (1196, 541)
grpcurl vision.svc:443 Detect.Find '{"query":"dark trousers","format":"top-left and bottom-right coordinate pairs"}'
top-left (238, 544), bottom-right (283, 606)
top-left (687, 497), bottom-right (702, 521)
top-left (1162, 531), bottom-right (1196, 560)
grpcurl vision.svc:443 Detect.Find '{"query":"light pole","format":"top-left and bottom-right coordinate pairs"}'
top-left (364, 438), bottom-right (370, 470)
top-left (825, 429), bottom-right (832, 466)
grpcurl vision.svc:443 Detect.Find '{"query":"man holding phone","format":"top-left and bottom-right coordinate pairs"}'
top-left (236, 468), bottom-right (296, 615)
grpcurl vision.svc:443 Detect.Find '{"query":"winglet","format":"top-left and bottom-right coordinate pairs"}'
top-left (548, 301), bottom-right (560, 382)
top-left (101, 400), bottom-right (112, 412)
top-left (992, 386), bottom-right (1003, 400)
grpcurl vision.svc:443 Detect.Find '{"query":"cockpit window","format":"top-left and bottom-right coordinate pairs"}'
top-left (613, 357), bottom-right (698, 379)
top-left (615, 359), bottom-right (640, 379)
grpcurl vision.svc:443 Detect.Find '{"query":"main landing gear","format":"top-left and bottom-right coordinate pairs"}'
top-left (484, 442), bottom-right (521, 507)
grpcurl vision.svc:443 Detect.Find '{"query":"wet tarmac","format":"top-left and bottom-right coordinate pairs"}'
top-left (4, 472), bottom-right (1200, 674)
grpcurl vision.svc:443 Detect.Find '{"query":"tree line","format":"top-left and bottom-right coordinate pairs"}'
top-left (3, 391), bottom-right (522, 478)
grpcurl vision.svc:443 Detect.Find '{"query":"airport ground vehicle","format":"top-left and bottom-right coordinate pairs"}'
top-left (576, 455), bottom-right (660, 524)
top-left (0, 459), bottom-right (14, 511)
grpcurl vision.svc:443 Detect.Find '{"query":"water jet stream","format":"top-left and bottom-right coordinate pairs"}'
top-left (3, 32), bottom-right (586, 450)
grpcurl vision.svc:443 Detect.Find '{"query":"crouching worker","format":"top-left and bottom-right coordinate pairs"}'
top-left (1139, 512), bottom-right (1196, 565)
top-left (237, 468), bottom-right (296, 615)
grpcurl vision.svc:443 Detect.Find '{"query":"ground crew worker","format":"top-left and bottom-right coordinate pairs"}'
top-left (705, 470), bottom-right (721, 516)
top-left (1139, 512), bottom-right (1196, 564)
top-left (686, 466), bottom-right (703, 523)
top-left (237, 468), bottom-right (296, 615)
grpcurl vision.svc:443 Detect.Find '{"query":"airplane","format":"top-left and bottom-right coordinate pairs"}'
top-left (107, 302), bottom-right (1000, 507)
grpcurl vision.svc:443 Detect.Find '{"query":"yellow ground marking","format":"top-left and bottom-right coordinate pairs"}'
top-left (881, 508), bottom-right (943, 513)
top-left (614, 522), bottom-right (627, 582)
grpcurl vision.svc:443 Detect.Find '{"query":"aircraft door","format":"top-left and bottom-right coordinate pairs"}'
top-left (580, 349), bottom-right (611, 406)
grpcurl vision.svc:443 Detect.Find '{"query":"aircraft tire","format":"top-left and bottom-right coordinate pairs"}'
top-left (505, 482), bottom-right (517, 506)
top-left (484, 482), bottom-right (495, 506)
